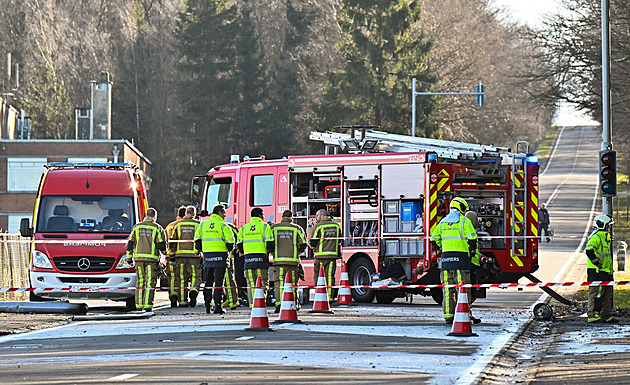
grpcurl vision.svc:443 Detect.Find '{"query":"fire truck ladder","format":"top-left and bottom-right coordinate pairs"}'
top-left (510, 141), bottom-right (529, 265)
top-left (310, 128), bottom-right (511, 161)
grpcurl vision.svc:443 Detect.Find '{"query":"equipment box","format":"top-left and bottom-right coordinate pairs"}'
top-left (385, 239), bottom-right (399, 255)
top-left (401, 221), bottom-right (415, 233)
top-left (384, 201), bottom-right (399, 214)
top-left (401, 201), bottom-right (422, 221)
top-left (400, 238), bottom-right (423, 255)
top-left (385, 217), bottom-right (399, 233)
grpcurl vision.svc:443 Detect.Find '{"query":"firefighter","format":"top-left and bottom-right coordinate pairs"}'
top-left (309, 209), bottom-right (342, 302)
top-left (126, 207), bottom-right (167, 312)
top-left (165, 206), bottom-right (186, 307)
top-left (169, 206), bottom-right (201, 308)
top-left (586, 214), bottom-right (618, 324)
top-left (195, 204), bottom-right (234, 314)
top-left (464, 210), bottom-right (482, 273)
top-left (430, 198), bottom-right (480, 324)
top-left (271, 210), bottom-right (307, 313)
top-left (237, 207), bottom-right (274, 306)
top-left (222, 221), bottom-right (241, 310)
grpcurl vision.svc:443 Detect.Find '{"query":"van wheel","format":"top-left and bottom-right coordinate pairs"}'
top-left (349, 257), bottom-right (375, 303)
top-left (29, 291), bottom-right (51, 302)
top-left (125, 297), bottom-right (136, 311)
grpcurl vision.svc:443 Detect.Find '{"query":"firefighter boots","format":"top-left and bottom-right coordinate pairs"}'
top-left (170, 295), bottom-right (178, 308)
top-left (213, 306), bottom-right (225, 315)
top-left (189, 291), bottom-right (198, 308)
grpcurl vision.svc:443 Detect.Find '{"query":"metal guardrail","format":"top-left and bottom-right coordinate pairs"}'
top-left (0, 233), bottom-right (30, 301)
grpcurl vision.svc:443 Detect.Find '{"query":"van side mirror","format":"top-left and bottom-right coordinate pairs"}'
top-left (19, 218), bottom-right (33, 238)
top-left (191, 175), bottom-right (206, 207)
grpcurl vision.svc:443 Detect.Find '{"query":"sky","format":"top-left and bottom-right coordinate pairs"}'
top-left (489, 0), bottom-right (600, 126)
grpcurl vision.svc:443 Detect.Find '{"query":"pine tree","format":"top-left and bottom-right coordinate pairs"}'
top-left (317, 0), bottom-right (438, 137)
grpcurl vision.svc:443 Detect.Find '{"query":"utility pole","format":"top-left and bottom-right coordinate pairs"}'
top-left (411, 78), bottom-right (484, 137)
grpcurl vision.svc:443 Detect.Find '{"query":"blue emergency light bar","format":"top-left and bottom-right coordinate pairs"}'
top-left (526, 155), bottom-right (539, 164)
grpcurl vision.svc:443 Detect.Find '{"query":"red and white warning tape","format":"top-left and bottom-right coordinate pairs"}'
top-left (1, 281), bottom-right (628, 293)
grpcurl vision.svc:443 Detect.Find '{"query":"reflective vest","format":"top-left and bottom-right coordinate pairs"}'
top-left (272, 218), bottom-right (306, 265)
top-left (238, 217), bottom-right (273, 255)
top-left (586, 230), bottom-right (613, 274)
top-left (128, 218), bottom-right (166, 261)
top-left (311, 220), bottom-right (342, 259)
top-left (195, 213), bottom-right (235, 253)
top-left (430, 215), bottom-right (477, 270)
top-left (170, 217), bottom-right (200, 257)
top-left (165, 217), bottom-right (182, 240)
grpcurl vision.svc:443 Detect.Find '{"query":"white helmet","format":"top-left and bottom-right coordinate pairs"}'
top-left (593, 214), bottom-right (613, 230)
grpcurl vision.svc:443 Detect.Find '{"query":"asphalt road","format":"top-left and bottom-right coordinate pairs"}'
top-left (0, 126), bottom-right (607, 385)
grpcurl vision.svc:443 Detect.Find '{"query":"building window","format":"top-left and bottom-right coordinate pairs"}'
top-left (8, 214), bottom-right (32, 234)
top-left (252, 174), bottom-right (274, 207)
top-left (7, 158), bottom-right (47, 192)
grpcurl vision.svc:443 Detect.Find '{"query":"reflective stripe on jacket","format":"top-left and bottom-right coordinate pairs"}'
top-left (195, 213), bottom-right (234, 253)
top-left (586, 230), bottom-right (613, 273)
top-left (127, 218), bottom-right (166, 261)
top-left (311, 220), bottom-right (342, 259)
top-left (170, 217), bottom-right (200, 256)
top-left (272, 218), bottom-right (306, 265)
top-left (237, 217), bottom-right (273, 255)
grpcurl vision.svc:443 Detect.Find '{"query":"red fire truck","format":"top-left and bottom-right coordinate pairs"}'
top-left (192, 127), bottom-right (540, 304)
top-left (19, 163), bottom-right (149, 309)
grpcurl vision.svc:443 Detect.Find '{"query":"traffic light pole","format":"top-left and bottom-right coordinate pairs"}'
top-left (601, 0), bottom-right (613, 216)
top-left (411, 78), bottom-right (484, 137)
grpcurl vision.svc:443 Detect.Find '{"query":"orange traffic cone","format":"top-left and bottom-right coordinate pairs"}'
top-left (309, 266), bottom-right (334, 314)
top-left (274, 272), bottom-right (302, 324)
top-left (335, 261), bottom-right (353, 305)
top-left (447, 282), bottom-right (478, 337)
top-left (245, 276), bottom-right (274, 331)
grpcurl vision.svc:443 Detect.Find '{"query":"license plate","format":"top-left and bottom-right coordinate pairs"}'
top-left (69, 286), bottom-right (100, 292)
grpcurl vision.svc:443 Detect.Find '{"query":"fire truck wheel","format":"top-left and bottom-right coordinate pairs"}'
top-left (430, 287), bottom-right (443, 305)
top-left (375, 290), bottom-right (396, 304)
top-left (349, 257), bottom-right (375, 303)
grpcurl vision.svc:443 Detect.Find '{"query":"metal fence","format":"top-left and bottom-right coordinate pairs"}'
top-left (0, 234), bottom-right (30, 301)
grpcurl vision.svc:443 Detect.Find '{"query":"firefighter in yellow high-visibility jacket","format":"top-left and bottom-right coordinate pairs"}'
top-left (585, 214), bottom-right (618, 324)
top-left (430, 198), bottom-right (480, 325)
top-left (309, 209), bottom-right (342, 302)
top-left (169, 206), bottom-right (201, 308)
top-left (165, 206), bottom-right (186, 307)
top-left (126, 208), bottom-right (167, 311)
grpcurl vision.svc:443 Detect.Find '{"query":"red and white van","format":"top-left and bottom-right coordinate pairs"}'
top-left (19, 163), bottom-right (148, 309)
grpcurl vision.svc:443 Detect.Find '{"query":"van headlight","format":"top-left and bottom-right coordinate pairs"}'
top-left (115, 256), bottom-right (134, 269)
top-left (33, 250), bottom-right (53, 269)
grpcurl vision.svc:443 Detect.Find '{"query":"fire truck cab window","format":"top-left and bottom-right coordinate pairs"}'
top-left (252, 174), bottom-right (274, 206)
top-left (206, 177), bottom-right (232, 209)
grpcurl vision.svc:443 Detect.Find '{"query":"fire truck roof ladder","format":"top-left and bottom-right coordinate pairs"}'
top-left (510, 141), bottom-right (530, 263)
top-left (309, 128), bottom-right (512, 161)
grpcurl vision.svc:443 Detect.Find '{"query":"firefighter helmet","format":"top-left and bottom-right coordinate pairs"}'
top-left (450, 197), bottom-right (469, 213)
top-left (593, 214), bottom-right (613, 230)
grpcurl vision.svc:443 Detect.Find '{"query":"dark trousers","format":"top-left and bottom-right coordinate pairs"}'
top-left (539, 224), bottom-right (550, 242)
top-left (203, 266), bottom-right (226, 309)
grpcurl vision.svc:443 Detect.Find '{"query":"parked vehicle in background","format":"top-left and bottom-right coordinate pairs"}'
top-left (19, 163), bottom-right (149, 309)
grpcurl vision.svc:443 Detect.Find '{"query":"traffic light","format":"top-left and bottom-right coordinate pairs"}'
top-left (599, 149), bottom-right (617, 197)
top-left (476, 83), bottom-right (485, 107)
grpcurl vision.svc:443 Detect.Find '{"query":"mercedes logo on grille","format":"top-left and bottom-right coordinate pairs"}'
top-left (77, 257), bottom-right (91, 271)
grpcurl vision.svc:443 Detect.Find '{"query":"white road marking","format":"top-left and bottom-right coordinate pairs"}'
top-left (235, 336), bottom-right (254, 340)
top-left (109, 373), bottom-right (139, 381)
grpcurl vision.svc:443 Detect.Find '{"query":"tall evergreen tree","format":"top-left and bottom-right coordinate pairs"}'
top-left (317, 0), bottom-right (438, 137)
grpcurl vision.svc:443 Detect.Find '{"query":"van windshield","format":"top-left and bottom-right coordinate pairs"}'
top-left (205, 177), bottom-right (232, 209)
top-left (36, 195), bottom-right (134, 233)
